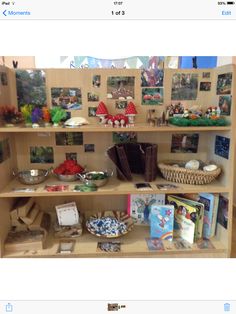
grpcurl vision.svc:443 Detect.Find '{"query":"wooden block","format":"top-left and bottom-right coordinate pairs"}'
top-left (4, 230), bottom-right (44, 252)
top-left (11, 217), bottom-right (24, 227)
top-left (12, 225), bottom-right (28, 232)
top-left (12, 197), bottom-right (35, 217)
top-left (10, 208), bottom-right (18, 221)
top-left (28, 212), bottom-right (51, 237)
top-left (20, 204), bottom-right (40, 225)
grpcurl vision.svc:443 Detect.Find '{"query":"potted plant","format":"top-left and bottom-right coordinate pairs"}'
top-left (0, 105), bottom-right (23, 127)
top-left (31, 107), bottom-right (43, 128)
top-left (50, 107), bottom-right (67, 127)
top-left (20, 104), bottom-right (33, 127)
top-left (42, 107), bottom-right (51, 127)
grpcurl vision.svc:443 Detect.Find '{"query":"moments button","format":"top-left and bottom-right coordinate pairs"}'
top-left (3, 10), bottom-right (31, 16)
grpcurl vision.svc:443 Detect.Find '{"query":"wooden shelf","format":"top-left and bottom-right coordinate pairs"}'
top-left (0, 175), bottom-right (230, 198)
top-left (3, 226), bottom-right (227, 258)
top-left (0, 124), bottom-right (232, 133)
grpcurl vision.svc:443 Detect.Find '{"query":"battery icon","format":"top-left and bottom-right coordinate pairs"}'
top-left (227, 1), bottom-right (235, 4)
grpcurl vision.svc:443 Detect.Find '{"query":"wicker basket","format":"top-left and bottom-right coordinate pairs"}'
top-left (158, 161), bottom-right (221, 185)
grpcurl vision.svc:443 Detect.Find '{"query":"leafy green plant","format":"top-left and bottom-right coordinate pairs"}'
top-left (21, 104), bottom-right (33, 124)
top-left (50, 107), bottom-right (67, 124)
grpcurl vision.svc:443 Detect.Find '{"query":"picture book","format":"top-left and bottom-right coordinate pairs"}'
top-left (149, 205), bottom-right (174, 241)
top-left (167, 195), bottom-right (198, 244)
top-left (181, 194), bottom-right (205, 240)
top-left (127, 194), bottom-right (165, 224)
top-left (217, 195), bottom-right (228, 229)
top-left (199, 193), bottom-right (219, 239)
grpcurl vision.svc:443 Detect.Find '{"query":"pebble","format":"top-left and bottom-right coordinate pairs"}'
top-left (203, 164), bottom-right (218, 172)
top-left (185, 160), bottom-right (200, 170)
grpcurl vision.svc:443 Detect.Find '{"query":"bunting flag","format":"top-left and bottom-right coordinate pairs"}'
top-left (74, 56), bottom-right (86, 68)
top-left (60, 56), bottom-right (69, 64)
top-left (126, 57), bottom-right (138, 69)
top-left (65, 56), bottom-right (167, 70)
top-left (165, 56), bottom-right (179, 69)
top-left (138, 56), bottom-right (149, 69)
top-left (113, 59), bottom-right (125, 68)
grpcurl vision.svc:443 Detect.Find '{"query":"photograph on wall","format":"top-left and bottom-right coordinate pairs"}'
top-left (30, 146), bottom-right (54, 163)
top-left (218, 95), bottom-right (231, 116)
top-left (115, 100), bottom-right (127, 109)
top-left (84, 144), bottom-right (95, 152)
top-left (88, 107), bottom-right (98, 117)
top-left (215, 135), bottom-right (230, 159)
top-left (92, 75), bottom-right (101, 88)
top-left (171, 73), bottom-right (198, 100)
top-left (87, 92), bottom-right (99, 102)
top-left (141, 69), bottom-right (164, 87)
top-left (65, 152), bottom-right (77, 161)
top-left (112, 132), bottom-right (137, 144)
top-left (217, 195), bottom-right (228, 229)
top-left (51, 88), bottom-right (82, 110)
top-left (171, 133), bottom-right (199, 153)
top-left (199, 82), bottom-right (211, 91)
top-left (216, 72), bottom-right (232, 95)
top-left (16, 70), bottom-right (46, 108)
top-left (202, 72), bottom-right (211, 78)
top-left (107, 76), bottom-right (135, 99)
top-left (55, 132), bottom-right (83, 146)
top-left (142, 87), bottom-right (164, 105)
top-left (0, 72), bottom-right (8, 86)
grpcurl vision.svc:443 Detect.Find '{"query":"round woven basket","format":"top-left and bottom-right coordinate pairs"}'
top-left (158, 162), bottom-right (221, 185)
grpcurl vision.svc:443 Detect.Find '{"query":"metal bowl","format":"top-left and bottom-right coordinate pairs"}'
top-left (77, 170), bottom-right (113, 187)
top-left (55, 173), bottom-right (78, 182)
top-left (13, 169), bottom-right (49, 185)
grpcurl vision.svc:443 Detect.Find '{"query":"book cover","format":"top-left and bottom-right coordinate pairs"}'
top-left (217, 195), bottom-right (228, 229)
top-left (180, 194), bottom-right (205, 240)
top-left (199, 193), bottom-right (218, 239)
top-left (210, 194), bottom-right (219, 237)
top-left (149, 205), bottom-right (174, 241)
top-left (167, 195), bottom-right (198, 244)
top-left (127, 194), bottom-right (165, 224)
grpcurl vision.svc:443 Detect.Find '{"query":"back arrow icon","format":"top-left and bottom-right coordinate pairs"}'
top-left (3, 10), bottom-right (7, 16)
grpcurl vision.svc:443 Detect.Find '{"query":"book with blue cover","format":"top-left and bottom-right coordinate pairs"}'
top-left (199, 193), bottom-right (219, 239)
top-left (149, 205), bottom-right (175, 241)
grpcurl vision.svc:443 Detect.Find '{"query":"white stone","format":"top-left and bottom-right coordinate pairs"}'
top-left (185, 160), bottom-right (200, 170)
top-left (203, 164), bottom-right (218, 172)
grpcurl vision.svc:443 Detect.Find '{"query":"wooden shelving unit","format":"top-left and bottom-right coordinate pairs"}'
top-left (0, 124), bottom-right (231, 133)
top-left (0, 176), bottom-right (230, 198)
top-left (4, 226), bottom-right (227, 258)
top-left (0, 65), bottom-right (235, 258)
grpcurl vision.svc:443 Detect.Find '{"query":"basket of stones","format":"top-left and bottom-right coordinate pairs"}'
top-left (158, 160), bottom-right (221, 185)
top-left (86, 210), bottom-right (134, 238)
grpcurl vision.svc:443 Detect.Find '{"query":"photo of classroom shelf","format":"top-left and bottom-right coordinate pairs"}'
top-left (0, 61), bottom-right (235, 258)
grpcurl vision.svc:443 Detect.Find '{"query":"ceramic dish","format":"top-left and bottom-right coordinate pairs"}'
top-left (86, 210), bottom-right (134, 238)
